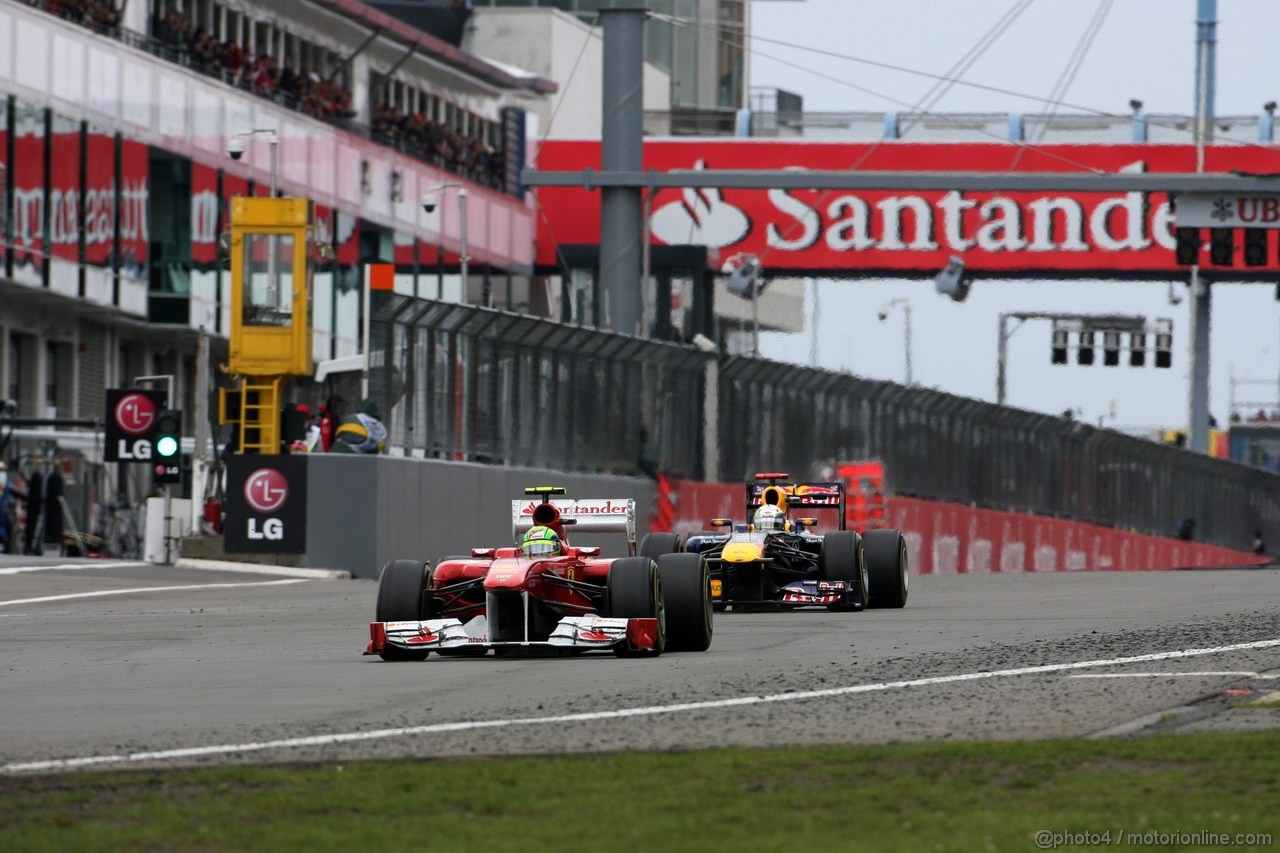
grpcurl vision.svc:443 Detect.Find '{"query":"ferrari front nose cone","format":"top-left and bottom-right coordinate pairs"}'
top-left (722, 542), bottom-right (763, 563)
top-left (484, 558), bottom-right (533, 589)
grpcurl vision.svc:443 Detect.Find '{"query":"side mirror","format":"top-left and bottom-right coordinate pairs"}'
top-left (709, 518), bottom-right (733, 528)
top-left (796, 517), bottom-right (818, 527)
top-left (577, 546), bottom-right (601, 557)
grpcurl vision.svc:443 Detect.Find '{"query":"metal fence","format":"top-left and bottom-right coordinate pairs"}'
top-left (369, 298), bottom-right (1280, 551)
top-left (370, 297), bottom-right (709, 478)
top-left (718, 357), bottom-right (1280, 551)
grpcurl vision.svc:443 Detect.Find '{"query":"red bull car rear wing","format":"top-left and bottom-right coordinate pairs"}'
top-left (747, 482), bottom-right (845, 509)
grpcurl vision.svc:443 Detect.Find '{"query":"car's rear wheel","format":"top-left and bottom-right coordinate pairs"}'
top-left (605, 557), bottom-right (666, 657)
top-left (820, 531), bottom-right (867, 612)
top-left (657, 553), bottom-right (712, 652)
top-left (864, 529), bottom-right (909, 608)
top-left (375, 560), bottom-right (434, 661)
top-left (639, 532), bottom-right (682, 562)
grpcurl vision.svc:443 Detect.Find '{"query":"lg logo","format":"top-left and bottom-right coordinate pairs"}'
top-left (244, 468), bottom-right (288, 512)
top-left (114, 393), bottom-right (156, 459)
top-left (115, 393), bottom-right (156, 435)
top-left (244, 468), bottom-right (288, 541)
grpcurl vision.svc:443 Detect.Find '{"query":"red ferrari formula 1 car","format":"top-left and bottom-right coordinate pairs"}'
top-left (365, 487), bottom-right (713, 660)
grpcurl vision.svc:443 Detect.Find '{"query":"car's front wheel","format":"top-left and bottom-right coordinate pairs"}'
top-left (375, 560), bottom-right (434, 661)
top-left (657, 552), bottom-right (712, 652)
top-left (605, 557), bottom-right (666, 657)
top-left (864, 529), bottom-right (909, 608)
top-left (819, 531), bottom-right (868, 612)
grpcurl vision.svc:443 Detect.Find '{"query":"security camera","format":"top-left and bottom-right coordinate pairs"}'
top-left (877, 311), bottom-right (888, 322)
top-left (227, 136), bottom-right (245, 161)
top-left (421, 192), bottom-right (438, 214)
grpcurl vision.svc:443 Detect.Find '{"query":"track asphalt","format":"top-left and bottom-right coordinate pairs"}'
top-left (1, 556), bottom-right (1278, 772)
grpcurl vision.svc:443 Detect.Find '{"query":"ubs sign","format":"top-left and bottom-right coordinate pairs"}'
top-left (225, 456), bottom-right (308, 553)
top-left (104, 389), bottom-right (164, 462)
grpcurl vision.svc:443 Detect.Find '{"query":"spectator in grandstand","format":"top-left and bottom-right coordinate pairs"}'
top-left (1253, 530), bottom-right (1266, 556)
top-left (279, 58), bottom-right (301, 100)
top-left (220, 38), bottom-right (245, 81)
top-left (192, 28), bottom-right (219, 71)
top-left (249, 53), bottom-right (277, 94)
top-left (1177, 516), bottom-right (1196, 541)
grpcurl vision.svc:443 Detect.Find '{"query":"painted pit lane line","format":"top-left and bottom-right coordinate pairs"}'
top-left (4, 637), bottom-right (1280, 774)
top-left (0, 562), bottom-right (148, 575)
top-left (0, 579), bottom-right (308, 608)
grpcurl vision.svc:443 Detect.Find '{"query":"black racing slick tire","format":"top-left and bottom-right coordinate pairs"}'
top-left (605, 557), bottom-right (666, 657)
top-left (375, 560), bottom-right (434, 661)
top-left (819, 531), bottom-right (868, 612)
top-left (656, 552), bottom-right (713, 652)
top-left (864, 529), bottom-right (909, 609)
top-left (639, 532), bottom-right (682, 562)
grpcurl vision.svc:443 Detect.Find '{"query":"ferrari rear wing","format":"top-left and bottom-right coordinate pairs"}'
top-left (512, 498), bottom-right (637, 549)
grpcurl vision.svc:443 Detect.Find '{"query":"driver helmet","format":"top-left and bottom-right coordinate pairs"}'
top-left (522, 525), bottom-right (562, 558)
top-left (753, 505), bottom-right (785, 532)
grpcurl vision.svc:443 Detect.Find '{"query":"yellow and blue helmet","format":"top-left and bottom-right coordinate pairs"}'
top-left (521, 525), bottom-right (562, 558)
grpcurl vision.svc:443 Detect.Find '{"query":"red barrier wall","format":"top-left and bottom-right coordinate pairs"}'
top-left (668, 480), bottom-right (1265, 573)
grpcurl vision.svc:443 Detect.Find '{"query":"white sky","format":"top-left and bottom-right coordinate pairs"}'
top-left (748, 0), bottom-right (1280, 430)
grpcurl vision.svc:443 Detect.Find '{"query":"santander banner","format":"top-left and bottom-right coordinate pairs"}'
top-left (534, 140), bottom-right (1280, 275)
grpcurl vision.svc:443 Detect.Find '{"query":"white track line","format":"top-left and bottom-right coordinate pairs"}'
top-left (5, 636), bottom-right (1280, 774)
top-left (0, 579), bottom-right (307, 608)
top-left (0, 562), bottom-right (147, 575)
top-left (1069, 671), bottom-right (1278, 679)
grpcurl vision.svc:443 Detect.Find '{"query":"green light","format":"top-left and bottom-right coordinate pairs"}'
top-left (156, 436), bottom-right (179, 458)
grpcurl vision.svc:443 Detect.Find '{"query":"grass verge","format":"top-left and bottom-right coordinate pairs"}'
top-left (3, 731), bottom-right (1279, 852)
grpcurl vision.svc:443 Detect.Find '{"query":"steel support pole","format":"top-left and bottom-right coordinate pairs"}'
top-left (1188, 268), bottom-right (1212, 452)
top-left (1195, 0), bottom-right (1217, 148)
top-left (997, 314), bottom-right (1010, 405)
top-left (1188, 0), bottom-right (1216, 453)
top-left (751, 282), bottom-right (759, 357)
top-left (459, 188), bottom-right (470, 292)
top-left (903, 302), bottom-right (914, 387)
top-left (599, 7), bottom-right (646, 336)
top-left (190, 334), bottom-right (210, 532)
top-left (703, 357), bottom-right (719, 482)
top-left (808, 278), bottom-right (818, 367)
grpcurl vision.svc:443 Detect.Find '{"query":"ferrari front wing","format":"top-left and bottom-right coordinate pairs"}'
top-left (365, 614), bottom-right (661, 656)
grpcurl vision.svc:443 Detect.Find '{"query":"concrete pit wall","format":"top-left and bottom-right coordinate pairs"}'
top-left (304, 455), bottom-right (656, 578)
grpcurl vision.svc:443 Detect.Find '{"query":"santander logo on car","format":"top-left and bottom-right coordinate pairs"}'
top-left (521, 500), bottom-right (630, 515)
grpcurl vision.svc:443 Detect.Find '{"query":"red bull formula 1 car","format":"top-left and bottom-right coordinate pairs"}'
top-left (673, 473), bottom-right (909, 611)
top-left (366, 487), bottom-right (713, 659)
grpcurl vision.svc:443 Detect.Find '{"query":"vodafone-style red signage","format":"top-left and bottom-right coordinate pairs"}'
top-left (534, 141), bottom-right (1280, 275)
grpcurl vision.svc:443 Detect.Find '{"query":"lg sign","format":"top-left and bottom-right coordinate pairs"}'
top-left (225, 456), bottom-right (307, 554)
top-left (245, 468), bottom-right (288, 541)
